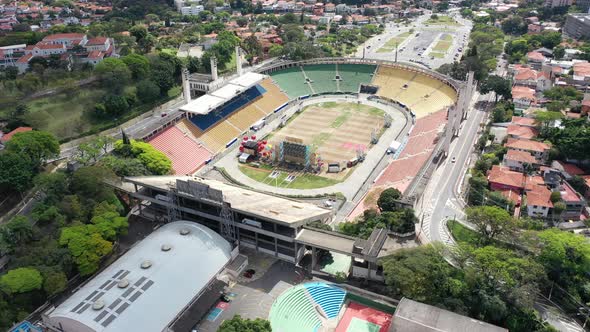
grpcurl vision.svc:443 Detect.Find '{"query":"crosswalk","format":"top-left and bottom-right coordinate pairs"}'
top-left (420, 198), bottom-right (462, 246)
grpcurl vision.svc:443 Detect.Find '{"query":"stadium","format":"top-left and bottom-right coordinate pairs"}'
top-left (144, 58), bottom-right (469, 198)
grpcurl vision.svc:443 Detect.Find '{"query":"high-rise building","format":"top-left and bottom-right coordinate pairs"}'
top-left (564, 13), bottom-right (590, 40)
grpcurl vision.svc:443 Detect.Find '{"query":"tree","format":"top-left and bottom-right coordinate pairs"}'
top-left (0, 267), bottom-right (43, 294)
top-left (236, 17), bottom-right (248, 27)
top-left (268, 44), bottom-right (284, 57)
top-left (99, 156), bottom-right (149, 176)
top-left (550, 191), bottom-right (561, 203)
top-left (377, 188), bottom-right (402, 212)
top-left (70, 166), bottom-right (117, 206)
top-left (149, 54), bottom-right (178, 95)
top-left (136, 79), bottom-right (161, 103)
top-left (0, 216), bottom-right (33, 254)
top-left (567, 176), bottom-right (587, 197)
top-left (381, 244), bottom-right (464, 304)
top-left (59, 224), bottom-right (113, 276)
top-left (553, 45), bottom-right (565, 60)
top-left (102, 94), bottom-right (129, 116)
top-left (95, 58), bottom-right (131, 92)
top-left (535, 229), bottom-right (590, 294)
top-left (40, 268), bottom-right (67, 296)
top-left (114, 140), bottom-right (172, 175)
top-left (130, 25), bottom-right (148, 40)
top-left (218, 315), bottom-right (271, 332)
top-left (0, 152), bottom-right (34, 192)
top-left (534, 110), bottom-right (562, 131)
top-left (501, 16), bottom-right (527, 35)
top-left (122, 53), bottom-right (150, 80)
top-left (5, 131), bottom-right (59, 169)
top-left (466, 206), bottom-right (515, 243)
top-left (90, 202), bottom-right (128, 241)
top-left (479, 75), bottom-right (511, 102)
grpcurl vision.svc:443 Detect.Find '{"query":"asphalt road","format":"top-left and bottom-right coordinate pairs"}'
top-left (418, 54), bottom-right (509, 244)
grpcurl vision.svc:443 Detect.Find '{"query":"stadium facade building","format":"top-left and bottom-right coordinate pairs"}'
top-left (119, 176), bottom-right (332, 262)
top-left (42, 221), bottom-right (240, 332)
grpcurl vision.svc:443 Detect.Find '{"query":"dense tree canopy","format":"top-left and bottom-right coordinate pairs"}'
top-left (0, 267), bottom-right (43, 294)
top-left (218, 315), bottom-right (272, 332)
top-left (465, 206), bottom-right (516, 244)
top-left (5, 130), bottom-right (60, 168)
top-left (377, 188), bottom-right (402, 212)
top-left (59, 224), bottom-right (113, 276)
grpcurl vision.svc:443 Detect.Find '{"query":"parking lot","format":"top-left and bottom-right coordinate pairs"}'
top-left (355, 12), bottom-right (473, 70)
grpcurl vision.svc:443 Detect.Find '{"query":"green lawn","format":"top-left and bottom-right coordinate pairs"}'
top-left (425, 16), bottom-right (462, 26)
top-left (428, 52), bottom-right (446, 58)
top-left (239, 165), bottom-right (341, 189)
top-left (377, 32), bottom-right (412, 53)
top-left (441, 34), bottom-right (453, 42)
top-left (24, 88), bottom-right (107, 140)
top-left (3, 84), bottom-right (181, 142)
top-left (432, 40), bottom-right (453, 52)
top-left (447, 220), bottom-right (480, 245)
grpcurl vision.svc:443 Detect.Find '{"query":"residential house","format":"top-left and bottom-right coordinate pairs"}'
top-left (41, 33), bottom-right (87, 47)
top-left (551, 160), bottom-right (585, 179)
top-left (487, 165), bottom-right (543, 193)
top-left (512, 86), bottom-right (536, 110)
top-left (505, 137), bottom-right (551, 161)
top-left (527, 51), bottom-right (547, 69)
top-left (526, 185), bottom-right (553, 218)
top-left (24, 43), bottom-right (66, 57)
top-left (504, 149), bottom-right (537, 172)
top-left (506, 124), bottom-right (538, 140)
top-left (557, 181), bottom-right (586, 220)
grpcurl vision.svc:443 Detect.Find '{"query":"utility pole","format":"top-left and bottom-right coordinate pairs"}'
top-left (395, 42), bottom-right (398, 63)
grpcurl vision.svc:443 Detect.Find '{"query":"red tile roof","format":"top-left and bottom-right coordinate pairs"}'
top-left (527, 51), bottom-right (546, 62)
top-left (86, 50), bottom-right (104, 60)
top-left (511, 116), bottom-right (536, 126)
top-left (555, 161), bottom-right (585, 176)
top-left (42, 33), bottom-right (85, 40)
top-left (512, 85), bottom-right (536, 101)
top-left (498, 189), bottom-right (521, 204)
top-left (507, 124), bottom-right (538, 139)
top-left (505, 138), bottom-right (550, 153)
top-left (527, 185), bottom-right (553, 207)
top-left (16, 53), bottom-right (32, 64)
top-left (488, 165), bottom-right (525, 189)
top-left (86, 37), bottom-right (108, 45)
top-left (148, 125), bottom-right (212, 175)
top-left (1, 127), bottom-right (32, 142)
top-left (504, 149), bottom-right (536, 164)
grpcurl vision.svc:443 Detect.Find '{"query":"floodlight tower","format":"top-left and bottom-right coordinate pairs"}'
top-left (181, 67), bottom-right (191, 104)
top-left (210, 56), bottom-right (218, 81)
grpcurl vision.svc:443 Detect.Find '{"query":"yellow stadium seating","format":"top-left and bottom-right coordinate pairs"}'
top-left (198, 121), bottom-right (241, 153)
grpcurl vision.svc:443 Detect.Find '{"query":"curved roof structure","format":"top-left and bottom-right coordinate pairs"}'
top-left (44, 221), bottom-right (232, 332)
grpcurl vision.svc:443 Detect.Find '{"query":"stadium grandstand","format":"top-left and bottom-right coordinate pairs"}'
top-left (42, 221), bottom-right (237, 332)
top-left (372, 66), bottom-right (457, 118)
top-left (146, 59), bottom-right (460, 175)
top-left (269, 63), bottom-right (376, 98)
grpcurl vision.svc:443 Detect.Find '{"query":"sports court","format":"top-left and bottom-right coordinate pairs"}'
top-left (335, 302), bottom-right (393, 332)
top-left (270, 102), bottom-right (385, 164)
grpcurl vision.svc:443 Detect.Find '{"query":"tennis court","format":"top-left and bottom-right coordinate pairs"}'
top-left (335, 302), bottom-right (393, 332)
